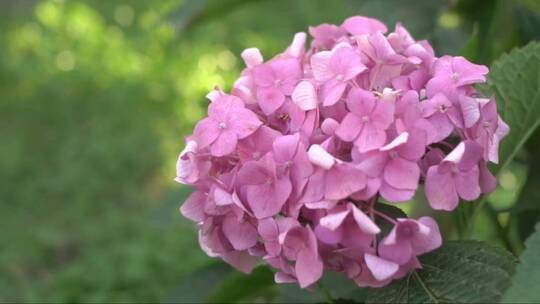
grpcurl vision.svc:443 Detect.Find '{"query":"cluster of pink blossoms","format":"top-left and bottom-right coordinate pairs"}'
top-left (175, 16), bottom-right (509, 288)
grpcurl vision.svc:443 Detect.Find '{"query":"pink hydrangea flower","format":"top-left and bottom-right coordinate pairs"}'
top-left (176, 15), bottom-right (508, 289)
top-left (193, 94), bottom-right (262, 156)
top-left (425, 141), bottom-right (484, 210)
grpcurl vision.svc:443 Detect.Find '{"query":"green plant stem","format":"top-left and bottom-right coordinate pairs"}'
top-left (485, 203), bottom-right (517, 255)
top-left (317, 282), bottom-right (334, 304)
top-left (464, 196), bottom-right (487, 238)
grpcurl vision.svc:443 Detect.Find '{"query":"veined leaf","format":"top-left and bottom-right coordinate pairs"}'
top-left (503, 222), bottom-right (540, 303)
top-left (484, 41), bottom-right (540, 175)
top-left (365, 241), bottom-right (515, 303)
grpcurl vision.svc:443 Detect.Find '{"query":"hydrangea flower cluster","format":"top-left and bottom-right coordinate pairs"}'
top-left (175, 16), bottom-right (509, 288)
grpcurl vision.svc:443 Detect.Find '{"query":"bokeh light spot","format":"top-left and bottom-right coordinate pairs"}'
top-left (56, 50), bottom-right (76, 71)
top-left (114, 5), bottom-right (135, 27)
top-left (438, 12), bottom-right (460, 29)
top-left (500, 170), bottom-right (518, 190)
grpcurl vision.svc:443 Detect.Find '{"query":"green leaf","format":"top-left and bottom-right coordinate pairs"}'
top-left (483, 41), bottom-right (540, 176)
top-left (207, 266), bottom-right (277, 303)
top-left (374, 202), bottom-right (407, 237)
top-left (516, 0), bottom-right (540, 15)
top-left (273, 271), bottom-right (366, 303)
top-left (503, 222), bottom-right (540, 303)
top-left (365, 241), bottom-right (515, 303)
top-left (163, 262), bottom-right (232, 303)
top-left (459, 24), bottom-right (479, 61)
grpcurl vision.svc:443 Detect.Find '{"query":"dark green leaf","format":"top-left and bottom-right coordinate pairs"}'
top-left (273, 271), bottom-right (366, 303)
top-left (365, 241), bottom-right (515, 303)
top-left (207, 266), bottom-right (277, 303)
top-left (503, 222), bottom-right (540, 303)
top-left (163, 262), bottom-right (232, 303)
top-left (375, 202), bottom-right (407, 237)
top-left (483, 41), bottom-right (540, 175)
top-left (459, 24), bottom-right (479, 61)
top-left (516, 0), bottom-right (540, 15)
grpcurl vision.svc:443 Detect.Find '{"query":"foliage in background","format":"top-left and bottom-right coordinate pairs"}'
top-left (1, 0), bottom-right (539, 302)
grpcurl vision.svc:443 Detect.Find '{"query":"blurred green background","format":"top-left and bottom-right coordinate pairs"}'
top-left (1, 0), bottom-right (539, 302)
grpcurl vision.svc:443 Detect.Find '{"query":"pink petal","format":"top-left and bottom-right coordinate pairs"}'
top-left (380, 132), bottom-right (408, 151)
top-left (296, 246), bottom-right (323, 288)
top-left (292, 80), bottom-right (318, 111)
top-left (247, 182), bottom-right (288, 219)
top-left (489, 117), bottom-right (510, 164)
top-left (355, 150), bottom-right (388, 178)
top-left (355, 123), bottom-right (387, 153)
top-left (213, 187), bottom-right (233, 206)
top-left (222, 251), bottom-right (258, 274)
top-left (455, 166), bottom-right (481, 201)
top-left (222, 216), bottom-right (258, 250)
top-left (346, 88), bottom-right (375, 115)
top-left (275, 272), bottom-right (297, 284)
top-left (321, 118), bottom-right (340, 135)
top-left (288, 32), bottom-right (306, 58)
top-left (193, 117), bottom-right (220, 149)
top-left (453, 56), bottom-right (488, 85)
top-left (314, 224), bottom-right (343, 244)
top-left (180, 191), bottom-right (206, 222)
top-left (459, 95), bottom-right (481, 128)
top-left (208, 95), bottom-right (244, 117)
top-left (369, 32), bottom-right (400, 61)
top-left (252, 64), bottom-right (275, 87)
top-left (301, 169), bottom-right (326, 203)
top-left (322, 80), bottom-right (347, 106)
top-left (257, 87), bottom-right (285, 115)
top-left (425, 166), bottom-right (459, 211)
top-left (308, 144), bottom-right (335, 169)
top-left (479, 164), bottom-right (497, 193)
top-left (425, 75), bottom-right (454, 99)
top-left (428, 113), bottom-right (454, 142)
top-left (319, 206), bottom-right (350, 230)
top-left (241, 47), bottom-right (263, 68)
top-left (335, 113), bottom-right (364, 142)
top-left (305, 200), bottom-right (338, 210)
top-left (412, 217), bottom-right (442, 254)
top-left (209, 130), bottom-right (237, 156)
top-left (229, 108), bottom-right (262, 139)
top-left (237, 160), bottom-right (271, 185)
top-left (349, 204), bottom-right (380, 234)
top-left (384, 157), bottom-right (420, 190)
top-left (329, 47), bottom-right (366, 80)
top-left (364, 253), bottom-right (399, 281)
top-left (379, 239), bottom-right (413, 265)
top-left (310, 51), bottom-right (333, 82)
top-left (379, 182), bottom-right (416, 202)
top-left (396, 131), bottom-right (426, 161)
top-left (351, 177), bottom-right (381, 200)
top-left (325, 164), bottom-right (367, 200)
top-left (457, 140), bottom-right (483, 171)
top-left (273, 133), bottom-right (300, 163)
top-left (371, 100), bottom-right (395, 129)
top-left (271, 58), bottom-right (302, 95)
top-left (342, 16), bottom-right (388, 35)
